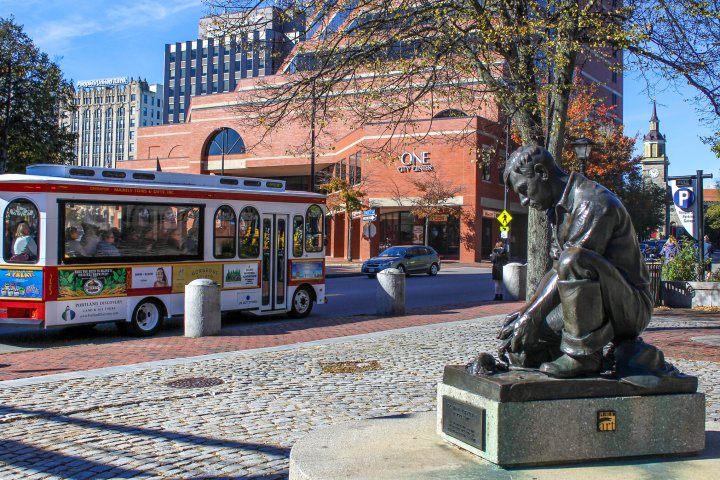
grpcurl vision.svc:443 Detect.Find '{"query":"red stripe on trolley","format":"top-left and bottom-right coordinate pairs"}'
top-left (0, 182), bottom-right (325, 204)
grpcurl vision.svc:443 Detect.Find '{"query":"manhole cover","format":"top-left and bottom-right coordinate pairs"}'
top-left (320, 360), bottom-right (381, 374)
top-left (165, 377), bottom-right (225, 389)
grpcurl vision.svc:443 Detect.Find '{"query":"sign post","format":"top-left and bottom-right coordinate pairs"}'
top-left (497, 210), bottom-right (513, 249)
top-left (669, 171), bottom-right (713, 279)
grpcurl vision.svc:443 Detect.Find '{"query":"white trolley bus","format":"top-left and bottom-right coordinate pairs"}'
top-left (0, 165), bottom-right (326, 335)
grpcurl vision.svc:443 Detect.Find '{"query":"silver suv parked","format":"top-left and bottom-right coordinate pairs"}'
top-left (361, 245), bottom-right (441, 277)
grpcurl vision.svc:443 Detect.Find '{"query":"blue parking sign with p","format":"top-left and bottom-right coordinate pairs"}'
top-left (673, 188), bottom-right (695, 210)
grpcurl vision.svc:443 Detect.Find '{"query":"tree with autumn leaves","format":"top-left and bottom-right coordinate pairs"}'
top-left (558, 83), bottom-right (666, 238)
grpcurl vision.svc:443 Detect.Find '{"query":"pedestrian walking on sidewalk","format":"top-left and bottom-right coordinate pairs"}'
top-left (490, 241), bottom-right (508, 301)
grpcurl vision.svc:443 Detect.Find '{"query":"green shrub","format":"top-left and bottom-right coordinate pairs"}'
top-left (661, 238), bottom-right (713, 281)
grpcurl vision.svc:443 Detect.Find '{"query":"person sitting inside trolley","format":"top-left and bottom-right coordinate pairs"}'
top-left (64, 226), bottom-right (86, 257)
top-left (11, 221), bottom-right (38, 261)
top-left (95, 230), bottom-right (121, 257)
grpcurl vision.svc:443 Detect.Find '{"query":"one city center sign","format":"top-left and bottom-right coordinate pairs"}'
top-left (397, 151), bottom-right (434, 173)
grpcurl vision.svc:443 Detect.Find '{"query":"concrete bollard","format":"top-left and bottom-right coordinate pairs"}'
top-left (503, 263), bottom-right (527, 301)
top-left (185, 278), bottom-right (221, 337)
top-left (376, 268), bottom-right (406, 316)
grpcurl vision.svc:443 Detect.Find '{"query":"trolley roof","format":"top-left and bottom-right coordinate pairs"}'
top-left (0, 164), bottom-right (325, 199)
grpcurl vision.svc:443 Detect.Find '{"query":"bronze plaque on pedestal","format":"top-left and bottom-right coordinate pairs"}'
top-left (441, 396), bottom-right (485, 451)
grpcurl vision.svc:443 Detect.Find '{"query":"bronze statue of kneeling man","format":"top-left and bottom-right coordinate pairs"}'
top-left (497, 145), bottom-right (675, 385)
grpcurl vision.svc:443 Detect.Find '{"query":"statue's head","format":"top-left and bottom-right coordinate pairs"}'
top-left (503, 145), bottom-right (565, 211)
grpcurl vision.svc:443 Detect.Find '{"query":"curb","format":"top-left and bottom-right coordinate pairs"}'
top-left (326, 270), bottom-right (363, 278)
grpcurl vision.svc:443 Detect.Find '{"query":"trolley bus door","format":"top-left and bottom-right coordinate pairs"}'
top-left (261, 214), bottom-right (288, 312)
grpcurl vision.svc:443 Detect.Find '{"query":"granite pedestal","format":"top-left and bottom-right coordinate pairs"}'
top-left (438, 365), bottom-right (705, 467)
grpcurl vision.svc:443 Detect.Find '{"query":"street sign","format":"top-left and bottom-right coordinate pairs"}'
top-left (499, 225), bottom-right (510, 233)
top-left (500, 230), bottom-right (508, 239)
top-left (673, 188), bottom-right (695, 210)
top-left (362, 209), bottom-right (377, 221)
top-left (497, 210), bottom-right (513, 226)
top-left (362, 223), bottom-right (377, 239)
top-left (669, 180), bottom-right (695, 237)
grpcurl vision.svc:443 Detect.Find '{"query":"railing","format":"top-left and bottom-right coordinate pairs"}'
top-left (646, 260), bottom-right (663, 306)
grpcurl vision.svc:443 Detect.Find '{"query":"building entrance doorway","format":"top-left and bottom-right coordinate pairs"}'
top-left (428, 216), bottom-right (460, 257)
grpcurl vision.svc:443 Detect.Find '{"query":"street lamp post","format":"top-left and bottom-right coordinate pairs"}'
top-left (571, 137), bottom-right (595, 176)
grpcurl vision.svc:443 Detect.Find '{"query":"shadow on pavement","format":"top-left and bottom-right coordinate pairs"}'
top-left (0, 404), bottom-right (291, 478)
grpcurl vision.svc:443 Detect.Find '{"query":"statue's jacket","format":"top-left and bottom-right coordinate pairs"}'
top-left (549, 172), bottom-right (652, 298)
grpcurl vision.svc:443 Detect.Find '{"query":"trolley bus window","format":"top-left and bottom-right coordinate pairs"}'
top-left (238, 206), bottom-right (260, 258)
top-left (214, 206), bottom-right (236, 258)
top-left (3, 199), bottom-right (39, 263)
top-left (292, 215), bottom-right (303, 257)
top-left (305, 204), bottom-right (324, 253)
top-left (60, 201), bottom-right (202, 263)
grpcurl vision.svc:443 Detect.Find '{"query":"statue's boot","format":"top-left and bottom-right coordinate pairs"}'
top-left (539, 352), bottom-right (601, 378)
top-left (539, 279), bottom-right (611, 378)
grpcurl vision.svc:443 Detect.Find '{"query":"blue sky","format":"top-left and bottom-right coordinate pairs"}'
top-left (2, 0), bottom-right (719, 182)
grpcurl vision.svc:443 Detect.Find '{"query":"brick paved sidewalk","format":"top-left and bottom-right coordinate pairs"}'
top-left (0, 301), bottom-right (522, 381)
top-left (0, 301), bottom-right (718, 383)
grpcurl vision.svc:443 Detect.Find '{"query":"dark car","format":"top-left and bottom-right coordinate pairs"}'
top-left (361, 245), bottom-right (441, 277)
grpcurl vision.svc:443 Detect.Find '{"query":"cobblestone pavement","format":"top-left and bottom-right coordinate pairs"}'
top-left (0, 301), bottom-right (522, 381)
top-left (0, 313), bottom-right (718, 479)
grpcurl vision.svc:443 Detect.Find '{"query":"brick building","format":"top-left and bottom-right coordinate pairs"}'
top-left (128, 4), bottom-right (622, 262)
top-left (126, 76), bottom-right (527, 262)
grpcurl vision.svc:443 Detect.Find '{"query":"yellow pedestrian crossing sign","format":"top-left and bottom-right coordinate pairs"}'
top-left (499, 225), bottom-right (510, 233)
top-left (497, 210), bottom-right (513, 226)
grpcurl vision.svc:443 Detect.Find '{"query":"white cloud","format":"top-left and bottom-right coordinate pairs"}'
top-left (33, 17), bottom-right (102, 46)
top-left (29, 0), bottom-right (203, 48)
top-left (106, 0), bottom-right (203, 30)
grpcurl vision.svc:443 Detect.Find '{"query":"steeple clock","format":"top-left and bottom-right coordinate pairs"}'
top-left (641, 100), bottom-right (672, 237)
top-left (641, 100), bottom-right (669, 187)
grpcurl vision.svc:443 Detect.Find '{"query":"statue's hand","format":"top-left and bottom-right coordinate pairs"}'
top-left (497, 308), bottom-right (540, 353)
top-left (497, 311), bottom-right (520, 340)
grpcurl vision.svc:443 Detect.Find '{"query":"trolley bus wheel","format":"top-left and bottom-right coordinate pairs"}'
top-left (128, 298), bottom-right (164, 336)
top-left (289, 286), bottom-right (314, 319)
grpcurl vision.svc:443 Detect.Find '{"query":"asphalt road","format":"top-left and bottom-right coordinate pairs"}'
top-left (318, 265), bottom-right (494, 317)
top-left (0, 266), bottom-right (494, 354)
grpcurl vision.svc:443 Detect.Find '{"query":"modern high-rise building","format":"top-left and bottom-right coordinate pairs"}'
top-left (163, 7), bottom-right (304, 124)
top-left (63, 78), bottom-right (163, 167)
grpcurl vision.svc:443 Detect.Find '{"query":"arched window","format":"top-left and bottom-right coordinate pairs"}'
top-left (305, 204), bottom-right (324, 253)
top-left (238, 206), bottom-right (260, 258)
top-left (207, 128), bottom-right (246, 156)
top-left (4, 199), bottom-right (40, 263)
top-left (213, 206), bottom-right (236, 258)
top-left (433, 109), bottom-right (468, 118)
